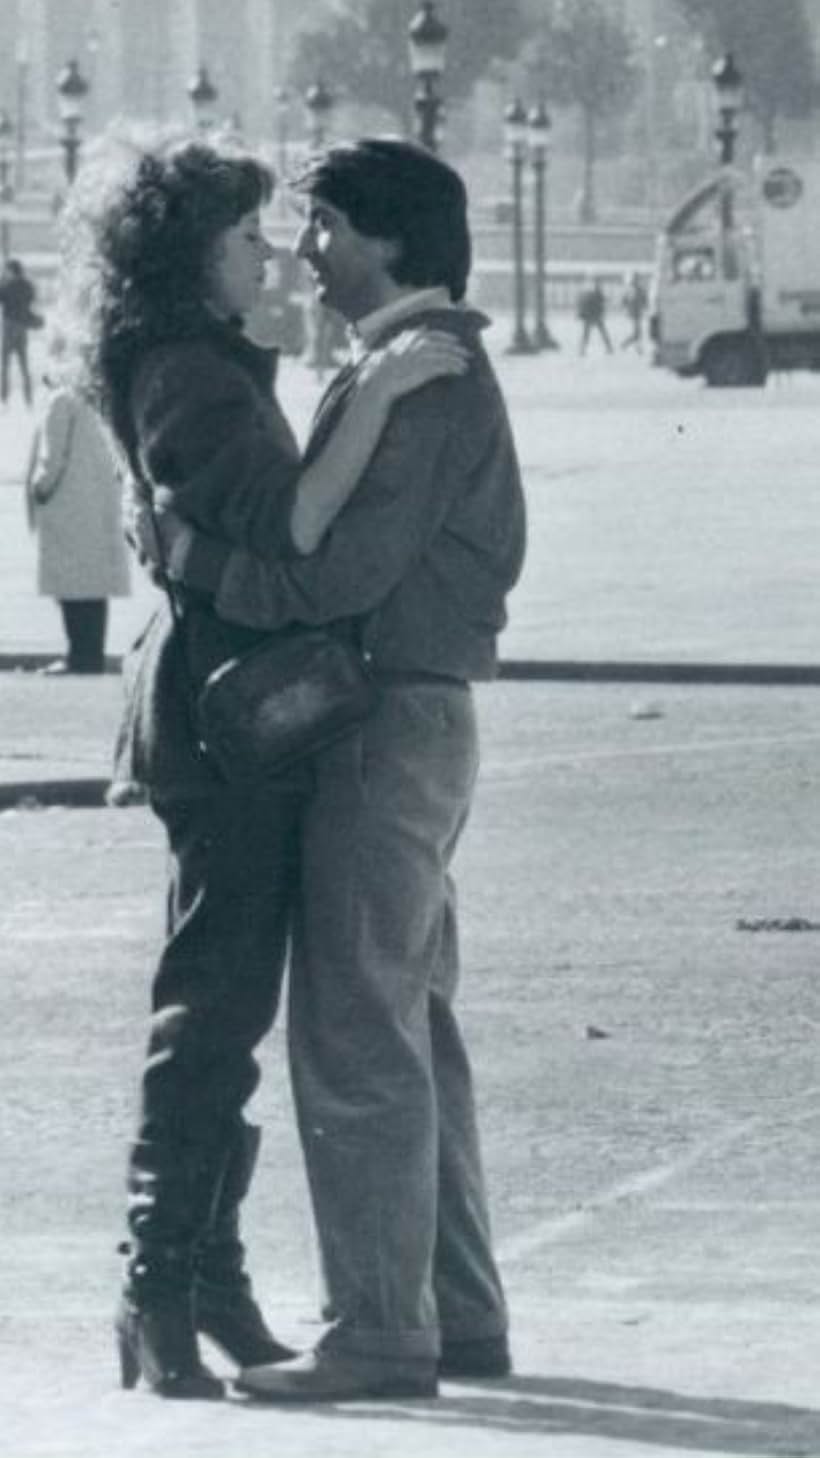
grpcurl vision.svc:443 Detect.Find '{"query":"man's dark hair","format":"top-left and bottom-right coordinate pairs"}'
top-left (291, 138), bottom-right (471, 302)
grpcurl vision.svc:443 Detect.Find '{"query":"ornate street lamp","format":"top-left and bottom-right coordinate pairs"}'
top-left (0, 108), bottom-right (13, 261)
top-left (528, 102), bottom-right (559, 351)
top-left (712, 52), bottom-right (743, 246)
top-left (504, 99), bottom-right (534, 354)
top-left (86, 26), bottom-right (101, 131)
top-left (408, 1), bottom-right (448, 152)
top-left (275, 87), bottom-right (291, 176)
top-left (187, 64), bottom-right (219, 130)
top-left (304, 78), bottom-right (334, 151)
top-left (55, 59), bottom-right (89, 184)
top-left (712, 51), bottom-right (743, 166)
top-left (14, 37), bottom-right (28, 190)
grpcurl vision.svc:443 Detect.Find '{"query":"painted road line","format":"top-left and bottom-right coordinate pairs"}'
top-left (498, 1098), bottom-right (820, 1264)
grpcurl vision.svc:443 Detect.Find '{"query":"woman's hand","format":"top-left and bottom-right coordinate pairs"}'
top-left (359, 327), bottom-right (470, 405)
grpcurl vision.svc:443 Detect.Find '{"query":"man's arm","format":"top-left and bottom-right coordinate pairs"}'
top-left (213, 378), bottom-right (475, 631)
top-left (134, 347), bottom-right (302, 557)
top-left (289, 328), bottom-right (468, 553)
top-left (137, 334), bottom-right (468, 570)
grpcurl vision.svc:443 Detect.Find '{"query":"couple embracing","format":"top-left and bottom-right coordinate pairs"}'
top-left (63, 129), bottom-right (526, 1403)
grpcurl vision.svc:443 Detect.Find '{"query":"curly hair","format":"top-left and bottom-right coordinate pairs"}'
top-left (59, 128), bottom-right (273, 462)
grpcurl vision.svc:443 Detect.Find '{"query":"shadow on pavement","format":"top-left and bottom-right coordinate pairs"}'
top-left (276, 1374), bottom-right (820, 1454)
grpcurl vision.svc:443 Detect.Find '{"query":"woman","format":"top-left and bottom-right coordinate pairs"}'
top-left (61, 131), bottom-right (467, 1400)
top-left (27, 332), bottom-right (131, 673)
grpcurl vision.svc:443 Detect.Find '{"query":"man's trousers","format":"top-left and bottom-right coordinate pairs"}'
top-left (289, 681), bottom-right (508, 1364)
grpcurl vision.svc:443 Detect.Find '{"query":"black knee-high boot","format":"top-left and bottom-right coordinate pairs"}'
top-left (195, 1122), bottom-right (294, 1368)
top-left (115, 1138), bottom-right (227, 1399)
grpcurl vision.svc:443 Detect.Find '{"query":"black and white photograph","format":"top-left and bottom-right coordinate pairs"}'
top-left (2, 2), bottom-right (819, 1455)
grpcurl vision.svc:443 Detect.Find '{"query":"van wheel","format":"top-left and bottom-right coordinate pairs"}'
top-left (703, 340), bottom-right (766, 388)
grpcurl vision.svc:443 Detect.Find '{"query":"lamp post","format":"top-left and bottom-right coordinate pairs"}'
top-left (644, 29), bottom-right (668, 221)
top-left (55, 59), bottom-right (89, 184)
top-left (86, 26), bottom-right (101, 132)
top-left (504, 99), bottom-right (534, 355)
top-left (187, 65), bottom-right (219, 131)
top-left (528, 102), bottom-right (559, 351)
top-left (712, 51), bottom-right (743, 236)
top-left (275, 87), bottom-right (291, 176)
top-left (304, 78), bottom-right (334, 151)
top-left (0, 109), bottom-right (13, 262)
top-left (14, 37), bottom-right (28, 191)
top-left (273, 87), bottom-right (291, 217)
top-left (408, 2), bottom-right (448, 152)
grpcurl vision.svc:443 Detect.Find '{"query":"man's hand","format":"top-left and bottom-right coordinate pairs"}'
top-left (127, 499), bottom-right (192, 581)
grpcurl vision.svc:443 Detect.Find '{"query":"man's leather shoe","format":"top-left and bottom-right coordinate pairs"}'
top-left (438, 1334), bottom-right (512, 1378)
top-left (235, 1348), bottom-right (438, 1403)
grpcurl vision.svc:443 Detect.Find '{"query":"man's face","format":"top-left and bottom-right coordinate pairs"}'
top-left (294, 197), bottom-right (394, 323)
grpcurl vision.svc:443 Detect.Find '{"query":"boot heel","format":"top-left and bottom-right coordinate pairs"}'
top-left (115, 1297), bottom-right (224, 1400)
top-left (116, 1321), bottom-right (140, 1390)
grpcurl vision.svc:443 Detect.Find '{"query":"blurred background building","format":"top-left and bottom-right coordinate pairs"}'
top-left (0, 0), bottom-right (333, 146)
top-left (0, 0), bottom-right (816, 332)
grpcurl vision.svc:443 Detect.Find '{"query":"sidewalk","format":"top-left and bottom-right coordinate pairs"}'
top-left (0, 667), bottom-right (124, 806)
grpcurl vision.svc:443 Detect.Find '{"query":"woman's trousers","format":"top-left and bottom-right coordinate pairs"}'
top-left (125, 778), bottom-right (304, 1291)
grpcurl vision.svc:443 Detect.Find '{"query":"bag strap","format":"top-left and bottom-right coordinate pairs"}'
top-left (137, 467), bottom-right (207, 759)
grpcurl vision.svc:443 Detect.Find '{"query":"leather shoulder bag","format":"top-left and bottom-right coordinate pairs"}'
top-left (145, 489), bottom-right (377, 784)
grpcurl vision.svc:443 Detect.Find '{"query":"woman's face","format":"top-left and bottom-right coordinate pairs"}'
top-left (205, 208), bottom-right (274, 319)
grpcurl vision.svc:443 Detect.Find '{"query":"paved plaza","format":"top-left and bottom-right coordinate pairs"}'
top-left (5, 312), bottom-right (820, 669)
top-left (1, 316), bottom-right (820, 1456)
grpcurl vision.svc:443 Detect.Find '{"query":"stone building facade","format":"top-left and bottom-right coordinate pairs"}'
top-left (0, 0), bottom-right (329, 150)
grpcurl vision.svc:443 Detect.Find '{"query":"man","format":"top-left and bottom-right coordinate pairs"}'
top-left (621, 270), bottom-right (649, 353)
top-left (0, 257), bottom-right (38, 405)
top-left (149, 138), bottom-right (527, 1402)
top-left (576, 276), bottom-right (613, 356)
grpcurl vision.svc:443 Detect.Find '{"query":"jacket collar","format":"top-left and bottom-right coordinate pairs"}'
top-left (367, 302), bottom-right (491, 352)
top-left (201, 311), bottom-right (280, 389)
top-left (348, 289), bottom-right (490, 360)
top-left (351, 287), bottom-right (452, 351)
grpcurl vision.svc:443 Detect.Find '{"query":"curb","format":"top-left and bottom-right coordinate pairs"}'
top-left (0, 778), bottom-right (113, 810)
top-left (0, 654), bottom-right (121, 675)
top-left (3, 653), bottom-right (820, 685)
top-left (498, 660), bottom-right (820, 685)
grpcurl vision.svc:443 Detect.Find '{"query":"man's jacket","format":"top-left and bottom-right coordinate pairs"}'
top-left (183, 306), bottom-right (527, 683)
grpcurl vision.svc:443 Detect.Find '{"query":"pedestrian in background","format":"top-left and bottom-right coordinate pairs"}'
top-left (576, 276), bottom-right (613, 355)
top-left (621, 270), bottom-right (649, 352)
top-left (26, 333), bottom-right (131, 673)
top-left (0, 257), bottom-right (41, 405)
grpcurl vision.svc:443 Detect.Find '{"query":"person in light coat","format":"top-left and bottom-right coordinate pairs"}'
top-left (27, 340), bottom-right (131, 673)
